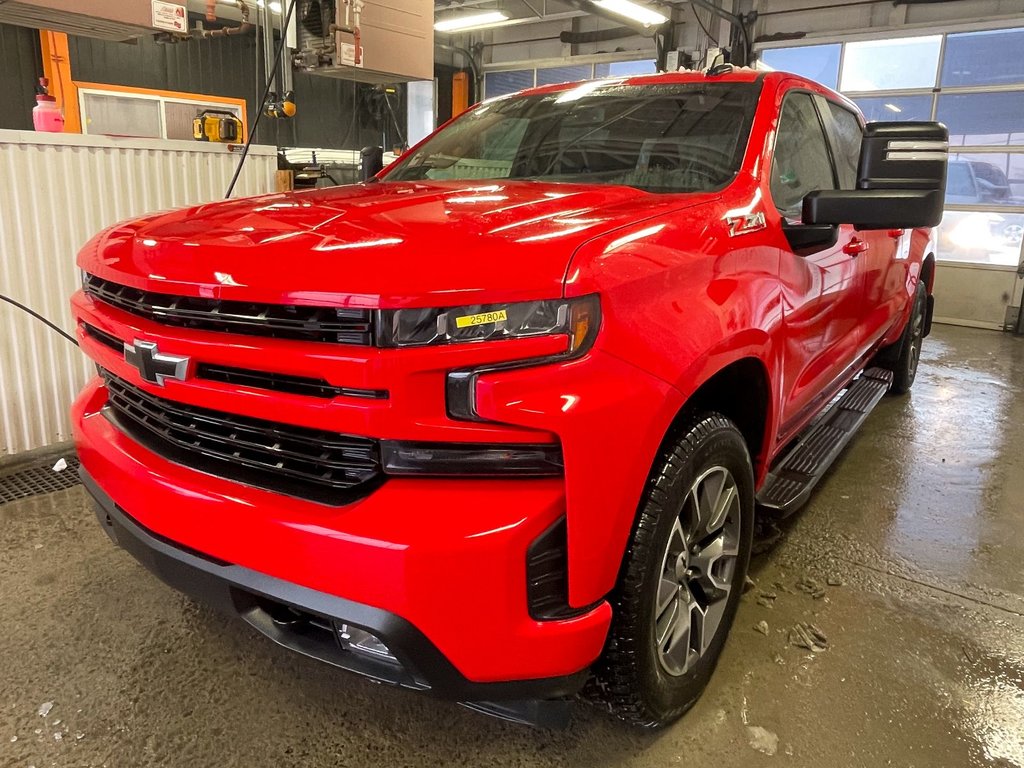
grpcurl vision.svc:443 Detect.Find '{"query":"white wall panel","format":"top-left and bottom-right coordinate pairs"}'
top-left (933, 263), bottom-right (1022, 331)
top-left (0, 130), bottom-right (276, 457)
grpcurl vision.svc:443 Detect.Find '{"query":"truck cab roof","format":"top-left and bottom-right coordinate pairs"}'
top-left (503, 67), bottom-right (857, 118)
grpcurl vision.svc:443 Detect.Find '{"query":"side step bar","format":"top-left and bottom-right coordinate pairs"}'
top-left (757, 367), bottom-right (894, 517)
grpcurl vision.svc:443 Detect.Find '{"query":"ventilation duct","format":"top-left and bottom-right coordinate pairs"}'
top-left (0, 0), bottom-right (157, 41)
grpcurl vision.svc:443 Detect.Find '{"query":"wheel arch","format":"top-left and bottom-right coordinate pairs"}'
top-left (681, 357), bottom-right (771, 473)
top-left (921, 252), bottom-right (936, 294)
top-left (921, 252), bottom-right (936, 336)
top-left (661, 355), bottom-right (774, 484)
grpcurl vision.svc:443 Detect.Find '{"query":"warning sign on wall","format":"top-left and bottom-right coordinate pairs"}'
top-left (152, 1), bottom-right (187, 33)
top-left (340, 43), bottom-right (364, 68)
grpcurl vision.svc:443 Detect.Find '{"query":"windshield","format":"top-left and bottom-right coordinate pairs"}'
top-left (385, 81), bottom-right (762, 193)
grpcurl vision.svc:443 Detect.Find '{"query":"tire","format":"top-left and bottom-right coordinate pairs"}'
top-left (590, 412), bottom-right (754, 728)
top-left (880, 282), bottom-right (927, 395)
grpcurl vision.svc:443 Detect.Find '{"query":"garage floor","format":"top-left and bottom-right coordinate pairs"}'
top-left (2, 324), bottom-right (1022, 768)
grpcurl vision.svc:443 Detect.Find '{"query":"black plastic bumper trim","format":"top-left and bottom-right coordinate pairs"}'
top-left (80, 467), bottom-right (589, 718)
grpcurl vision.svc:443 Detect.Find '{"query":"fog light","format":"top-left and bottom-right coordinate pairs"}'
top-left (337, 624), bottom-right (397, 663)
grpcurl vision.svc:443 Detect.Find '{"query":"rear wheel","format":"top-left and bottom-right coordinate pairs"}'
top-left (880, 282), bottom-right (927, 394)
top-left (591, 413), bottom-right (754, 727)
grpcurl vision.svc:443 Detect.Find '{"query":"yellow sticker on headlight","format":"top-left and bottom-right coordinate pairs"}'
top-left (455, 309), bottom-right (508, 329)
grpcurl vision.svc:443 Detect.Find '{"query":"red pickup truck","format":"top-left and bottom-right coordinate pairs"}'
top-left (71, 68), bottom-right (947, 728)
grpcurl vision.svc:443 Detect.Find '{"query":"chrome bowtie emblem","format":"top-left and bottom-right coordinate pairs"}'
top-left (123, 340), bottom-right (189, 386)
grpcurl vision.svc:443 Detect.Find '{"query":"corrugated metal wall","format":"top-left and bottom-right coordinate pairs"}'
top-left (0, 129), bottom-right (276, 457)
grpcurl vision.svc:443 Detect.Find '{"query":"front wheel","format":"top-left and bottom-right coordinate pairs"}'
top-left (590, 413), bottom-right (754, 727)
top-left (882, 282), bottom-right (927, 394)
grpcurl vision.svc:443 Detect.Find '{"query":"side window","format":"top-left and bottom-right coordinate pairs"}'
top-left (826, 101), bottom-right (863, 190)
top-left (770, 93), bottom-right (837, 218)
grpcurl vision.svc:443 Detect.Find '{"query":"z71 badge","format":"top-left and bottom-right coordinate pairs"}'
top-left (725, 211), bottom-right (767, 237)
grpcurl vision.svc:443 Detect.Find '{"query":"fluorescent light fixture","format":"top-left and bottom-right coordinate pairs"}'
top-left (592, 0), bottom-right (667, 26)
top-left (434, 11), bottom-right (509, 32)
top-left (884, 103), bottom-right (902, 113)
top-left (269, 1), bottom-right (282, 11)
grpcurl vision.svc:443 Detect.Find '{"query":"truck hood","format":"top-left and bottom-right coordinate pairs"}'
top-left (80, 180), bottom-right (710, 308)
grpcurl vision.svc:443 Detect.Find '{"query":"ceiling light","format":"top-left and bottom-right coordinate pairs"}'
top-left (269, 1), bottom-right (282, 11)
top-left (884, 103), bottom-right (902, 113)
top-left (434, 11), bottom-right (509, 32)
top-left (592, 0), bottom-right (667, 27)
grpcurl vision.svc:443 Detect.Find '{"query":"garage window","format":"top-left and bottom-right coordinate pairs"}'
top-left (840, 35), bottom-right (942, 92)
top-left (484, 70), bottom-right (535, 99)
top-left (484, 59), bottom-right (657, 100)
top-left (593, 59), bottom-right (657, 77)
top-left (941, 28), bottom-right (1024, 87)
top-left (937, 92), bottom-right (1024, 146)
top-left (852, 95), bottom-right (933, 123)
top-left (760, 44), bottom-right (841, 90)
top-left (536, 65), bottom-right (593, 86)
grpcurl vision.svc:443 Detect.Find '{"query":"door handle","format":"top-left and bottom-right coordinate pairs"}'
top-left (843, 237), bottom-right (870, 256)
top-left (887, 229), bottom-right (905, 239)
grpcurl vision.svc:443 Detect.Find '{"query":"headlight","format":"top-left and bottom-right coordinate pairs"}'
top-left (377, 295), bottom-right (600, 353)
top-left (434, 296), bottom-right (600, 422)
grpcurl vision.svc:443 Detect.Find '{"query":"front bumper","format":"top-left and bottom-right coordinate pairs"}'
top-left (83, 469), bottom-right (583, 725)
top-left (74, 378), bottom-right (612, 704)
top-left (73, 288), bottom-right (684, 607)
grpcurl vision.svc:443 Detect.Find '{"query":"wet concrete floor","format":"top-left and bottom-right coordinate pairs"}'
top-left (1, 323), bottom-right (1022, 767)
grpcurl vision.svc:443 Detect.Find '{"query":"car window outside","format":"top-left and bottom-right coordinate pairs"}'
top-left (386, 82), bottom-right (761, 194)
top-left (770, 92), bottom-right (838, 218)
top-left (825, 101), bottom-right (862, 190)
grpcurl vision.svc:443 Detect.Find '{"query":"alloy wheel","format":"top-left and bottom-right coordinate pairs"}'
top-left (908, 300), bottom-right (924, 381)
top-left (653, 466), bottom-right (741, 677)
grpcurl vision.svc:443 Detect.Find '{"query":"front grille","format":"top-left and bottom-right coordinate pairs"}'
top-left (84, 274), bottom-right (374, 345)
top-left (82, 323), bottom-right (387, 401)
top-left (198, 363), bottom-right (387, 400)
top-left (84, 323), bottom-right (123, 353)
top-left (101, 371), bottom-right (383, 505)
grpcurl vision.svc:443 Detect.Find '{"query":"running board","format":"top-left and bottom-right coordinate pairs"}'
top-left (757, 367), bottom-right (893, 517)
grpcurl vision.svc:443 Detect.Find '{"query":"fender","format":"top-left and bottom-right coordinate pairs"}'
top-left (474, 342), bottom-right (774, 608)
top-left (531, 197), bottom-right (784, 604)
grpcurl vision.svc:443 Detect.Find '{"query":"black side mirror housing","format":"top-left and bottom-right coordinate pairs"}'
top-left (782, 222), bottom-right (838, 255)
top-left (804, 122), bottom-right (948, 230)
top-left (360, 146), bottom-right (384, 181)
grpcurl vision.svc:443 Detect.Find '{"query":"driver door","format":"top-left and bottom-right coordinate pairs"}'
top-left (773, 90), bottom-right (866, 442)
top-left (821, 99), bottom-right (904, 353)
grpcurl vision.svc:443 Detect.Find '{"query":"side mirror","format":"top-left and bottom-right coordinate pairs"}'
top-left (804, 122), bottom-right (948, 230)
top-left (360, 146), bottom-right (384, 181)
top-left (782, 222), bottom-right (838, 254)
